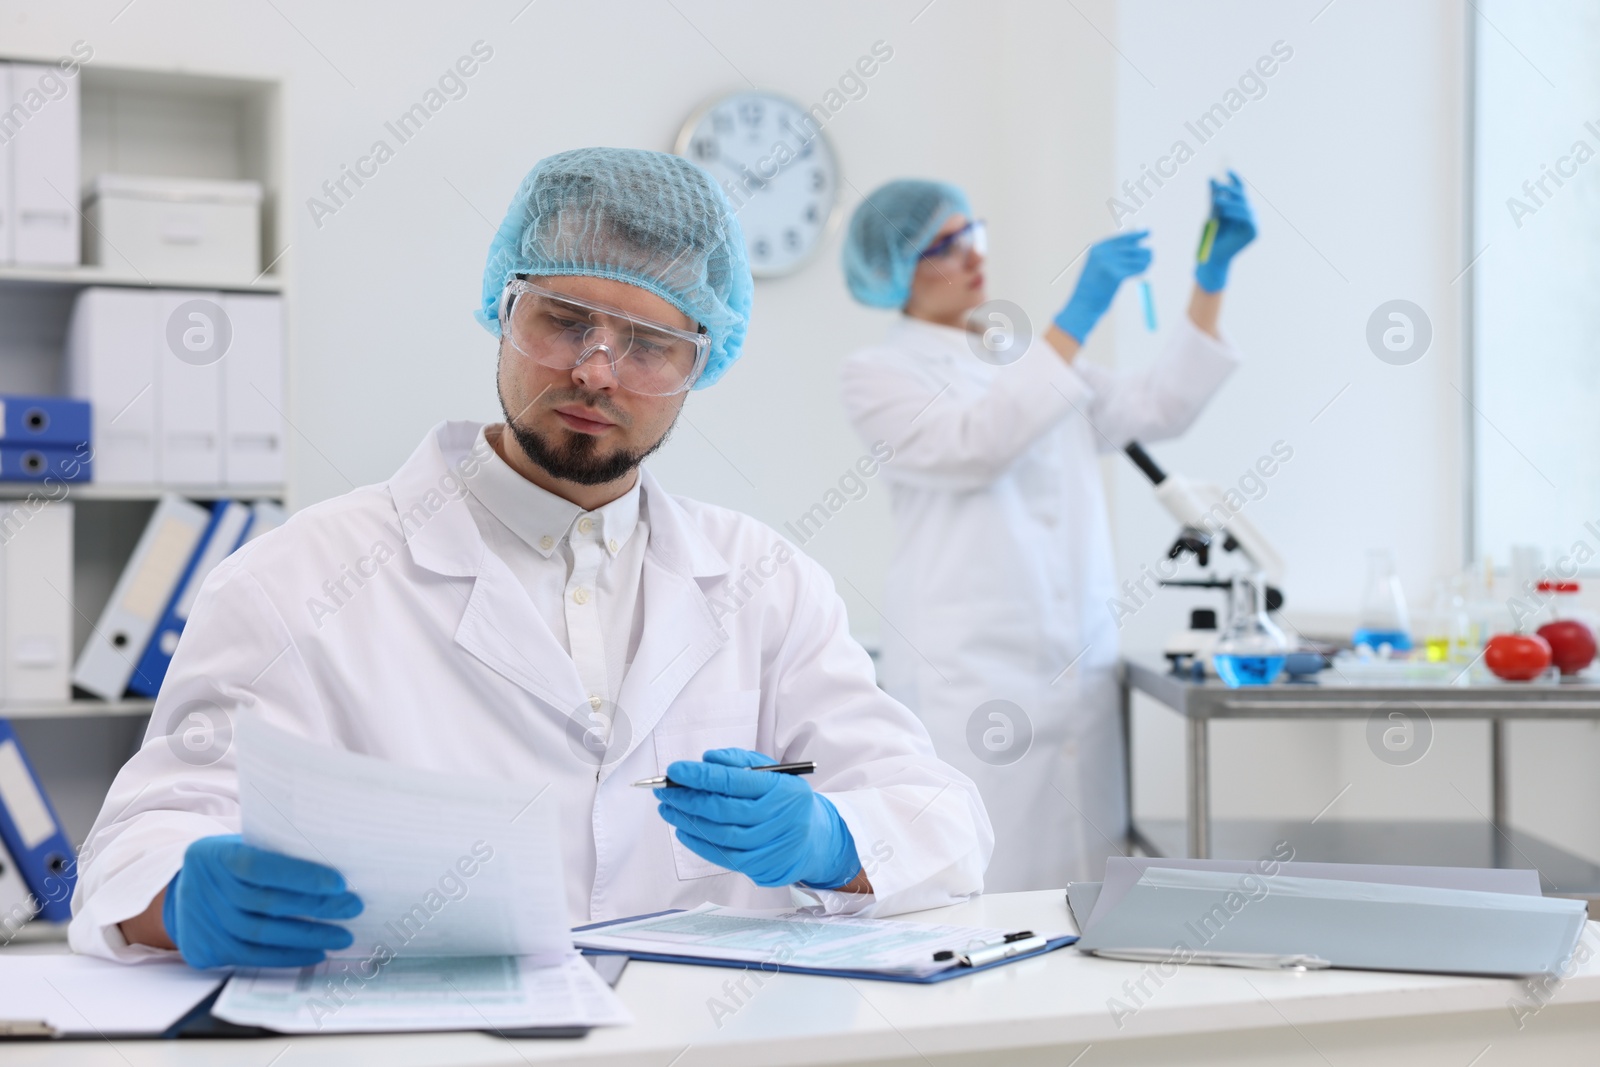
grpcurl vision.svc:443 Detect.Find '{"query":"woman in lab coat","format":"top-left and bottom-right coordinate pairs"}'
top-left (840, 175), bottom-right (1256, 891)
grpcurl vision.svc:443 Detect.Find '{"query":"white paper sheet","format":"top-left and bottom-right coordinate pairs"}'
top-left (213, 953), bottom-right (632, 1034)
top-left (575, 904), bottom-right (1063, 977)
top-left (236, 717), bottom-right (568, 961)
top-left (0, 954), bottom-right (223, 1036)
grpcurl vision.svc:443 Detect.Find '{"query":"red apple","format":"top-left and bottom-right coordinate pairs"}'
top-left (1484, 633), bottom-right (1553, 682)
top-left (1537, 619), bottom-right (1597, 675)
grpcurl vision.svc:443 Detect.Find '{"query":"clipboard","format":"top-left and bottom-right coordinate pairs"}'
top-left (0, 955), bottom-right (628, 1042)
top-left (574, 910), bottom-right (1078, 983)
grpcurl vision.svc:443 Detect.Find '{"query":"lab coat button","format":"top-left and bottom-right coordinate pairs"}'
top-left (588, 694), bottom-right (602, 710)
top-left (608, 538), bottom-right (619, 554)
top-left (539, 535), bottom-right (554, 550)
top-left (577, 517), bottom-right (594, 535)
top-left (573, 587), bottom-right (590, 605)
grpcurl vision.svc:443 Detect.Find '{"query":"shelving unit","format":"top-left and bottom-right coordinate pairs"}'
top-left (0, 264), bottom-right (282, 292)
top-left (0, 483), bottom-right (285, 501)
top-left (0, 699), bottom-right (155, 721)
top-left (0, 58), bottom-right (288, 910)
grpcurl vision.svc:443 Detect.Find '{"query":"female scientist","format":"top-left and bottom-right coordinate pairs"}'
top-left (839, 174), bottom-right (1256, 890)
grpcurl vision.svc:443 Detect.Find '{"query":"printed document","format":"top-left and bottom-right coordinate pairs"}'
top-left (214, 953), bottom-right (632, 1034)
top-left (237, 717), bottom-right (568, 961)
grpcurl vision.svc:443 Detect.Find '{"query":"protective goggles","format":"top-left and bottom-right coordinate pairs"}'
top-left (919, 219), bottom-right (987, 260)
top-left (499, 279), bottom-right (710, 397)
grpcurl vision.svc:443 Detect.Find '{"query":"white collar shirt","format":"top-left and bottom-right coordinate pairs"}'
top-left (461, 425), bottom-right (647, 715)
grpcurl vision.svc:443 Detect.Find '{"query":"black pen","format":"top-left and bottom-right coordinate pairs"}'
top-left (632, 761), bottom-right (816, 789)
top-left (933, 930), bottom-right (1039, 965)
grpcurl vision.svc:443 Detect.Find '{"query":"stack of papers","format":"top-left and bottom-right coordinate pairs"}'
top-left (219, 719), bottom-right (631, 1034)
top-left (237, 717), bottom-right (569, 961)
top-left (576, 903), bottom-right (1067, 979)
top-left (214, 954), bottom-right (630, 1034)
top-left (1072, 857), bottom-right (1588, 977)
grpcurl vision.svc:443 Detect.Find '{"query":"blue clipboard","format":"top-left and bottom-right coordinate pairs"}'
top-left (574, 910), bottom-right (1077, 984)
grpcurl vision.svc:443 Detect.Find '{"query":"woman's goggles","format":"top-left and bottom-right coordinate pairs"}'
top-left (919, 219), bottom-right (987, 261)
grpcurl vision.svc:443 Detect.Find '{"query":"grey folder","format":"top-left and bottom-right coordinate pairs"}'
top-left (1074, 861), bottom-right (1587, 977)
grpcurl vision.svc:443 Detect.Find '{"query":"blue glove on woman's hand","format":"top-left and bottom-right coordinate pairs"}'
top-left (163, 834), bottom-right (363, 969)
top-left (1054, 230), bottom-right (1153, 343)
top-left (654, 748), bottom-right (861, 889)
top-left (1194, 170), bottom-right (1257, 292)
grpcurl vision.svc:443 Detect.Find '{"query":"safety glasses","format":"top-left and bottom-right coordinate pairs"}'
top-left (499, 279), bottom-right (710, 397)
top-left (919, 219), bottom-right (987, 261)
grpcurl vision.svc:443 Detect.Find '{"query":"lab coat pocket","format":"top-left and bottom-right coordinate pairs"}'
top-left (652, 690), bottom-right (760, 881)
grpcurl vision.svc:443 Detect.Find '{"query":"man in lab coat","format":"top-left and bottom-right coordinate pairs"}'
top-left (70, 148), bottom-right (992, 968)
top-left (839, 175), bottom-right (1255, 892)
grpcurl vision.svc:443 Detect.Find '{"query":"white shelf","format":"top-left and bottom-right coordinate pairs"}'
top-left (0, 483), bottom-right (285, 501)
top-left (2, 698), bottom-right (154, 720)
top-left (0, 920), bottom-right (69, 946)
top-left (0, 264), bottom-right (281, 293)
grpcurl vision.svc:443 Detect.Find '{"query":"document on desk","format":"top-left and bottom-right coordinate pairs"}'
top-left (236, 717), bottom-right (568, 961)
top-left (0, 955), bottom-right (223, 1038)
top-left (212, 953), bottom-right (632, 1034)
top-left (575, 903), bottom-right (1063, 978)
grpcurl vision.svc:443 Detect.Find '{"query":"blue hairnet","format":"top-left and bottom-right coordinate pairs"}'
top-left (476, 147), bottom-right (753, 389)
top-left (842, 179), bottom-right (971, 308)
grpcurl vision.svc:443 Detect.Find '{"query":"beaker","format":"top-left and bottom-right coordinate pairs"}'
top-left (1212, 572), bottom-right (1291, 687)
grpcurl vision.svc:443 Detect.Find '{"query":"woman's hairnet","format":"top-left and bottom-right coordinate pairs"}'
top-left (476, 147), bottom-right (753, 389)
top-left (841, 179), bottom-right (971, 308)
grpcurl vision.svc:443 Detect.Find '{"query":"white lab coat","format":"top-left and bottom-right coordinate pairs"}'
top-left (841, 315), bottom-right (1238, 891)
top-left (69, 421), bottom-right (993, 962)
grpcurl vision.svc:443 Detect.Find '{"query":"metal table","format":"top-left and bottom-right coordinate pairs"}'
top-left (1121, 657), bottom-right (1600, 896)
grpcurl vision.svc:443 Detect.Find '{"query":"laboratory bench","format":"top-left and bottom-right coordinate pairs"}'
top-left (1121, 657), bottom-right (1600, 900)
top-left (9, 890), bottom-right (1600, 1066)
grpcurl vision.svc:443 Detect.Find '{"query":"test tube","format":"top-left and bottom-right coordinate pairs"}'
top-left (1138, 279), bottom-right (1157, 332)
top-left (1197, 218), bottom-right (1219, 264)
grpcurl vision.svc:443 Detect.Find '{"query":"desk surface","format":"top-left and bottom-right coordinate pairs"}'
top-left (1124, 657), bottom-right (1600, 718)
top-left (11, 890), bottom-right (1600, 1067)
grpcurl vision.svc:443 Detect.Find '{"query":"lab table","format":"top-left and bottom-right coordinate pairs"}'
top-left (10, 890), bottom-right (1600, 1066)
top-left (1121, 657), bottom-right (1600, 896)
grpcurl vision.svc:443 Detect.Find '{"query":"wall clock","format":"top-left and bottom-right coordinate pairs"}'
top-left (675, 90), bottom-right (842, 278)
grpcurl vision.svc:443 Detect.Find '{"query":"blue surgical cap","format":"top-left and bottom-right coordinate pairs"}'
top-left (476, 147), bottom-right (753, 389)
top-left (842, 179), bottom-right (972, 308)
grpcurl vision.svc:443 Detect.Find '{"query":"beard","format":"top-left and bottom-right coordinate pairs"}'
top-left (499, 383), bottom-right (673, 486)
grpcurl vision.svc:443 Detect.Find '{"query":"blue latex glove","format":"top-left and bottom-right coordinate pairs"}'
top-left (162, 834), bottom-right (363, 969)
top-left (1054, 230), bottom-right (1152, 343)
top-left (654, 748), bottom-right (860, 889)
top-left (1194, 170), bottom-right (1257, 293)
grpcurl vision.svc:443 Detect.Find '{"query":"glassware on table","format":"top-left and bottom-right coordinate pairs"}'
top-left (1352, 548), bottom-right (1411, 653)
top-left (1212, 572), bottom-right (1292, 687)
top-left (1421, 575), bottom-right (1474, 663)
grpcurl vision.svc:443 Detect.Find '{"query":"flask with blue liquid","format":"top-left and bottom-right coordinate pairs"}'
top-left (1212, 572), bottom-right (1290, 687)
top-left (1351, 548), bottom-right (1412, 653)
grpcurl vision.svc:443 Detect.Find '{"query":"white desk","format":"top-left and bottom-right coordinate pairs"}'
top-left (10, 890), bottom-right (1600, 1066)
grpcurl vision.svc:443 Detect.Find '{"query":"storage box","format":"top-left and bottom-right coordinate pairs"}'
top-left (84, 175), bottom-right (262, 282)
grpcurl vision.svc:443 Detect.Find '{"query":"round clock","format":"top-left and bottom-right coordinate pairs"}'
top-left (675, 90), bottom-right (841, 278)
